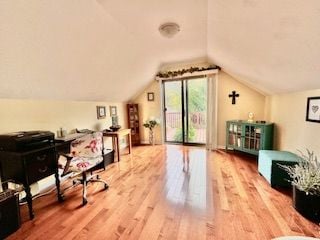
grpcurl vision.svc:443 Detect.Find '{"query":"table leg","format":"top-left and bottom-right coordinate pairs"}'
top-left (116, 136), bottom-right (120, 161)
top-left (24, 184), bottom-right (34, 219)
top-left (55, 151), bottom-right (64, 202)
top-left (112, 137), bottom-right (115, 151)
top-left (128, 133), bottom-right (132, 154)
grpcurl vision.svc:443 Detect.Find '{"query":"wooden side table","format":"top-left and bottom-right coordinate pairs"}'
top-left (103, 129), bottom-right (132, 161)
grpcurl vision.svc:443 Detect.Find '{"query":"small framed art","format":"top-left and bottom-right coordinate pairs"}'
top-left (306, 96), bottom-right (320, 123)
top-left (97, 106), bottom-right (106, 119)
top-left (110, 106), bottom-right (117, 116)
top-left (147, 92), bottom-right (154, 101)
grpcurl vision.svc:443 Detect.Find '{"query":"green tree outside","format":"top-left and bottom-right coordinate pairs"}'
top-left (166, 79), bottom-right (207, 142)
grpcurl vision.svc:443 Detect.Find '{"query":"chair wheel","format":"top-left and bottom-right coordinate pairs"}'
top-left (96, 175), bottom-right (100, 180)
top-left (104, 184), bottom-right (109, 190)
top-left (83, 198), bottom-right (88, 205)
top-left (58, 194), bottom-right (64, 202)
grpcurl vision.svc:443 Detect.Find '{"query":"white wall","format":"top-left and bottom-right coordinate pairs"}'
top-left (0, 98), bottom-right (127, 194)
top-left (132, 81), bottom-right (162, 144)
top-left (266, 89), bottom-right (320, 155)
top-left (0, 99), bottom-right (127, 148)
top-left (217, 72), bottom-right (266, 147)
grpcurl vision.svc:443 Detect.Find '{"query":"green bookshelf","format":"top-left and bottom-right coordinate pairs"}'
top-left (226, 120), bottom-right (274, 155)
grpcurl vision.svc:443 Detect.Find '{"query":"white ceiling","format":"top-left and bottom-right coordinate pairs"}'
top-left (0, 0), bottom-right (319, 101)
top-left (207, 0), bottom-right (320, 94)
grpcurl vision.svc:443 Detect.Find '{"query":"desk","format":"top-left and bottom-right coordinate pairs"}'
top-left (0, 145), bottom-right (62, 219)
top-left (103, 129), bottom-right (132, 161)
top-left (55, 133), bottom-right (86, 153)
top-left (55, 133), bottom-right (86, 144)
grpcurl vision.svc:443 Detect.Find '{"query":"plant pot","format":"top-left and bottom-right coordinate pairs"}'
top-left (149, 130), bottom-right (155, 145)
top-left (292, 185), bottom-right (320, 222)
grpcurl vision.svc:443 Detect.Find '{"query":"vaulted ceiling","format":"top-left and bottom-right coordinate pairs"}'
top-left (207, 0), bottom-right (320, 95)
top-left (1, 0), bottom-right (319, 101)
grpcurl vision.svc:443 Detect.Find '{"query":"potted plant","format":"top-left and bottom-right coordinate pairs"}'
top-left (280, 150), bottom-right (320, 222)
top-left (143, 119), bottom-right (159, 145)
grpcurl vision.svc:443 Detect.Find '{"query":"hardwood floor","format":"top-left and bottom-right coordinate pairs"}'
top-left (8, 145), bottom-right (320, 240)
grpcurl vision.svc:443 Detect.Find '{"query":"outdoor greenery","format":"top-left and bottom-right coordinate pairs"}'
top-left (166, 79), bottom-right (207, 112)
top-left (165, 78), bottom-right (207, 143)
top-left (187, 80), bottom-right (207, 112)
top-left (174, 126), bottom-right (195, 142)
top-left (280, 150), bottom-right (320, 195)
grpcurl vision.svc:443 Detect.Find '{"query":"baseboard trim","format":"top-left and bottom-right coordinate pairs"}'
top-left (217, 145), bottom-right (226, 149)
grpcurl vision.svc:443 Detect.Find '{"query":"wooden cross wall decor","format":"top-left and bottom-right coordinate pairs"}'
top-left (229, 91), bottom-right (240, 104)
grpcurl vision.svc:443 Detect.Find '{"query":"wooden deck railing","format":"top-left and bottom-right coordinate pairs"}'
top-left (166, 112), bottom-right (206, 129)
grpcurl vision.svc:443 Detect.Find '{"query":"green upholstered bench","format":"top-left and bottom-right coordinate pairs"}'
top-left (258, 150), bottom-right (301, 187)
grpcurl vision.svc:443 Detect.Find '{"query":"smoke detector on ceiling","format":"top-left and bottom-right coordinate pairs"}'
top-left (159, 23), bottom-right (180, 38)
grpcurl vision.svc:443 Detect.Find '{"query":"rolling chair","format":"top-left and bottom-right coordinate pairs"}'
top-left (58, 132), bottom-right (108, 205)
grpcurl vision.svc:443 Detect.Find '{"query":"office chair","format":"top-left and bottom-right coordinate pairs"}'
top-left (58, 132), bottom-right (108, 205)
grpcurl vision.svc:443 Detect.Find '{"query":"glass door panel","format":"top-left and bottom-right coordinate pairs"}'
top-left (244, 125), bottom-right (251, 149)
top-left (254, 127), bottom-right (262, 150)
top-left (185, 78), bottom-right (207, 144)
top-left (163, 77), bottom-right (207, 145)
top-left (243, 125), bottom-right (262, 151)
top-left (163, 81), bottom-right (183, 143)
top-left (228, 123), bottom-right (241, 148)
top-left (236, 124), bottom-right (242, 147)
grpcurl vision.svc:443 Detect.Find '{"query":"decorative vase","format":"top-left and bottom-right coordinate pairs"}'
top-left (292, 185), bottom-right (320, 222)
top-left (149, 129), bottom-right (154, 145)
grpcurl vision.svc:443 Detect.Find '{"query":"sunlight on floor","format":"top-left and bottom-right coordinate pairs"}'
top-left (164, 145), bottom-right (207, 212)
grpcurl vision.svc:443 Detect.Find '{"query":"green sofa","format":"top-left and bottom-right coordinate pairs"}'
top-left (258, 150), bottom-right (300, 187)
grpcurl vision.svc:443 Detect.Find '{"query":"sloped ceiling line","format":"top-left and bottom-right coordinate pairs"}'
top-left (1, 0), bottom-right (319, 102)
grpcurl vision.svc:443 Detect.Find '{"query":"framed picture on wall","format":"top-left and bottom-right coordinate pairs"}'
top-left (306, 96), bottom-right (320, 123)
top-left (97, 106), bottom-right (106, 119)
top-left (147, 92), bottom-right (154, 101)
top-left (110, 106), bottom-right (117, 116)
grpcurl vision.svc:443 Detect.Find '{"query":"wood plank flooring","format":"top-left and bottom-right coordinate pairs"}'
top-left (8, 145), bottom-right (320, 239)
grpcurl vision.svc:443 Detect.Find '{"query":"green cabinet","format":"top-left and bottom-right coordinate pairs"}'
top-left (226, 120), bottom-right (274, 155)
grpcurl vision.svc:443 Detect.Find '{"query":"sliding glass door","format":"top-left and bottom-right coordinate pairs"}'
top-left (163, 77), bottom-right (207, 145)
top-left (163, 80), bottom-right (183, 143)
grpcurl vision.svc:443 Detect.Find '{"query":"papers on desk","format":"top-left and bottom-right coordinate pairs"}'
top-left (55, 133), bottom-right (86, 142)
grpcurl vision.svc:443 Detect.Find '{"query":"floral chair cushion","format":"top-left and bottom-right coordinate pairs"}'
top-left (66, 155), bottom-right (103, 173)
top-left (59, 132), bottom-right (104, 174)
top-left (70, 132), bottom-right (103, 158)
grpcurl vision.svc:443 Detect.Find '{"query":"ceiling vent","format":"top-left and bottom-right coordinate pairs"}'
top-left (159, 23), bottom-right (180, 38)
